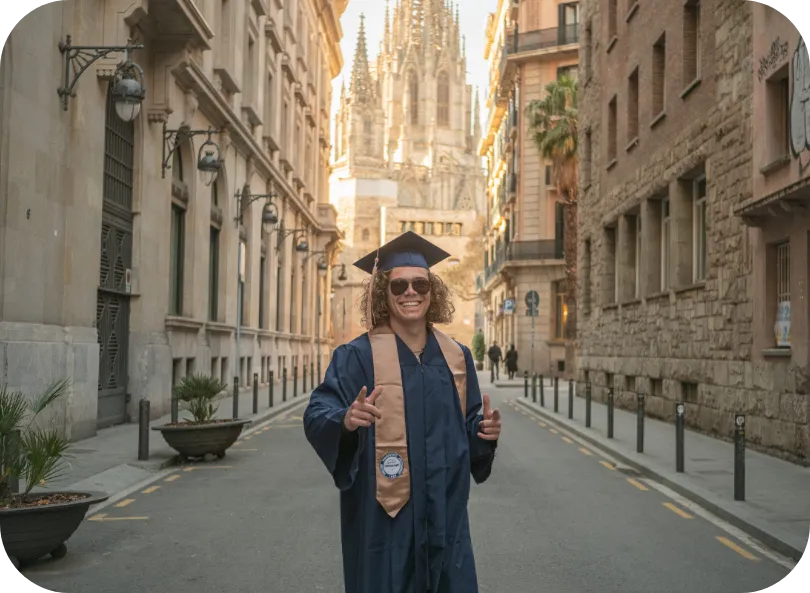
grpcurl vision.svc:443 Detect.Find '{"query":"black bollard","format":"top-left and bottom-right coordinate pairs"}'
top-left (607, 387), bottom-right (613, 438)
top-left (233, 376), bottom-right (239, 419)
top-left (531, 373), bottom-right (537, 403)
top-left (310, 362), bottom-right (314, 391)
top-left (734, 414), bottom-right (746, 501)
top-left (138, 399), bottom-right (150, 461)
top-left (269, 370), bottom-right (275, 408)
top-left (282, 367), bottom-right (288, 402)
top-left (554, 377), bottom-right (559, 413)
top-left (676, 402), bottom-right (685, 473)
top-left (637, 392), bottom-right (645, 453)
top-left (293, 365), bottom-right (298, 398)
top-left (171, 392), bottom-right (178, 424)
top-left (317, 359), bottom-right (322, 384)
top-left (253, 373), bottom-right (259, 415)
top-left (585, 382), bottom-right (592, 428)
top-left (303, 364), bottom-right (308, 394)
top-left (540, 374), bottom-right (545, 407)
top-left (568, 380), bottom-right (574, 420)
top-left (524, 371), bottom-right (529, 400)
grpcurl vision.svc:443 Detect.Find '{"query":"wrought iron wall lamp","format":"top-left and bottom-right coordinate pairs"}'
top-left (234, 185), bottom-right (279, 228)
top-left (163, 123), bottom-right (224, 186)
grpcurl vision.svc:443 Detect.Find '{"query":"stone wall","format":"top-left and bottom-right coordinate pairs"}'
top-left (576, 0), bottom-right (809, 463)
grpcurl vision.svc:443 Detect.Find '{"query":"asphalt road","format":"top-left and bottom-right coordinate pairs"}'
top-left (21, 385), bottom-right (794, 593)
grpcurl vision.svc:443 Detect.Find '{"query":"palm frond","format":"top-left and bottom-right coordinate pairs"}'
top-left (19, 430), bottom-right (71, 495)
top-left (0, 387), bottom-right (27, 435)
top-left (173, 374), bottom-right (228, 424)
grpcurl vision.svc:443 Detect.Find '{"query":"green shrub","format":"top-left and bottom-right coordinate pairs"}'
top-left (471, 331), bottom-right (486, 362)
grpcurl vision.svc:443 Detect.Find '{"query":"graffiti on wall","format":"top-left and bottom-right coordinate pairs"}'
top-left (758, 37), bottom-right (789, 83)
top-left (790, 37), bottom-right (810, 157)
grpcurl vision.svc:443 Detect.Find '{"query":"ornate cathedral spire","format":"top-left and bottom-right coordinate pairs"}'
top-left (350, 14), bottom-right (374, 103)
top-left (473, 87), bottom-right (481, 140)
top-left (383, 1), bottom-right (391, 54)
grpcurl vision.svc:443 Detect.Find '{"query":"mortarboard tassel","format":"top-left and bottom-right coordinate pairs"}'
top-left (365, 249), bottom-right (380, 330)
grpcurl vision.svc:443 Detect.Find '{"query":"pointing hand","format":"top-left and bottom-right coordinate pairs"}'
top-left (477, 394), bottom-right (501, 441)
top-left (343, 386), bottom-right (383, 432)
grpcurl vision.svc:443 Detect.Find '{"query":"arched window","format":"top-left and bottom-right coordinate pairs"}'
top-left (362, 228), bottom-right (370, 241)
top-left (437, 72), bottom-right (450, 126)
top-left (408, 71), bottom-right (419, 125)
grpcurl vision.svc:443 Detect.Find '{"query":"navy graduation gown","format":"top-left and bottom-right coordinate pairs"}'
top-left (303, 330), bottom-right (497, 593)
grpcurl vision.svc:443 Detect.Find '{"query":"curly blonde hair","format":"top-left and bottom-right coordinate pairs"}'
top-left (358, 269), bottom-right (455, 329)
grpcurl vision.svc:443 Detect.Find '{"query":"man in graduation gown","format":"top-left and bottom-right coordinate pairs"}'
top-left (303, 232), bottom-right (502, 593)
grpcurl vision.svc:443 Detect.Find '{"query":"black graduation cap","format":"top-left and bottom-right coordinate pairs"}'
top-left (353, 231), bottom-right (452, 274)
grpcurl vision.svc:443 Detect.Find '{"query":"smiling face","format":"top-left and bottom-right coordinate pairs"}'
top-left (386, 266), bottom-right (431, 325)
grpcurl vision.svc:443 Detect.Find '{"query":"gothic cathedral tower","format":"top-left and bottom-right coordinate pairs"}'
top-left (330, 1), bottom-right (485, 347)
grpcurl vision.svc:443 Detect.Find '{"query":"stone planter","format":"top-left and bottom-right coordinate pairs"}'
top-left (152, 419), bottom-right (250, 461)
top-left (475, 361), bottom-right (484, 371)
top-left (0, 491), bottom-right (109, 569)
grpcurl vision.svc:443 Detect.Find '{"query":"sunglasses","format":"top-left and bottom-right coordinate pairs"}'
top-left (389, 277), bottom-right (431, 296)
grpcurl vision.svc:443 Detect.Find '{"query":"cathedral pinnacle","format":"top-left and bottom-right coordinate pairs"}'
top-left (350, 14), bottom-right (374, 103)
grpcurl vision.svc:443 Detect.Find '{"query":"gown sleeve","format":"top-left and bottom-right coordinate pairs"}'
top-left (303, 344), bottom-right (370, 491)
top-left (462, 344), bottom-right (498, 484)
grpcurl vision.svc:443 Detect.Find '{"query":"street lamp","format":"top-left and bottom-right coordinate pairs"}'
top-left (57, 35), bottom-right (146, 121)
top-left (232, 186), bottom-right (279, 415)
top-left (162, 124), bottom-right (224, 186)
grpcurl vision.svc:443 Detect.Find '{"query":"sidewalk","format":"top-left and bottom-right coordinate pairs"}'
top-left (488, 373), bottom-right (810, 561)
top-left (37, 378), bottom-right (311, 499)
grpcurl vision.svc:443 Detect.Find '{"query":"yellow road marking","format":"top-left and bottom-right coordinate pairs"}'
top-left (716, 536), bottom-right (759, 561)
top-left (627, 478), bottom-right (648, 491)
top-left (115, 499), bottom-right (135, 508)
top-left (245, 436), bottom-right (253, 440)
top-left (663, 502), bottom-right (693, 519)
top-left (290, 416), bottom-right (303, 421)
top-left (549, 429), bottom-right (559, 434)
top-left (579, 447), bottom-right (593, 456)
top-left (142, 486), bottom-right (160, 494)
top-left (235, 448), bottom-right (258, 451)
top-left (562, 436), bottom-right (573, 444)
top-left (599, 461), bottom-right (616, 471)
top-left (539, 422), bottom-right (547, 428)
top-left (89, 514), bottom-right (148, 522)
top-left (182, 465), bottom-right (232, 472)
top-left (165, 474), bottom-right (181, 482)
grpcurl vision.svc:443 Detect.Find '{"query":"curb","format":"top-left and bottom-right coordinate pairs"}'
top-left (512, 397), bottom-right (806, 562)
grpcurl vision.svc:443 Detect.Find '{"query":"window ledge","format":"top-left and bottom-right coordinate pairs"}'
top-left (650, 111), bottom-right (667, 129)
top-left (621, 298), bottom-right (642, 306)
top-left (645, 291), bottom-right (670, 302)
top-left (606, 158), bottom-right (618, 171)
top-left (602, 303), bottom-right (619, 311)
top-left (607, 36), bottom-right (618, 54)
top-left (760, 155), bottom-right (791, 176)
top-left (680, 77), bottom-right (702, 99)
top-left (762, 347), bottom-right (791, 359)
top-left (166, 316), bottom-right (204, 331)
top-left (674, 281), bottom-right (706, 295)
top-left (625, 1), bottom-right (640, 22)
top-left (626, 137), bottom-right (639, 152)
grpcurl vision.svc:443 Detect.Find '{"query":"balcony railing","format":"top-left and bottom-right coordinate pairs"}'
top-left (507, 23), bottom-right (580, 55)
top-left (483, 239), bottom-right (563, 285)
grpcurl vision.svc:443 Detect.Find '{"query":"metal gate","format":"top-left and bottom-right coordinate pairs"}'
top-left (96, 84), bottom-right (134, 428)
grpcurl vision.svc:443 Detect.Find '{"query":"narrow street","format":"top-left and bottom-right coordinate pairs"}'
top-left (22, 386), bottom-right (792, 593)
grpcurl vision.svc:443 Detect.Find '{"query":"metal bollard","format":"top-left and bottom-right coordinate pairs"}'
top-left (253, 373), bottom-right (259, 415)
top-left (317, 359), bottom-right (322, 384)
top-left (553, 377), bottom-right (559, 413)
top-left (269, 370), bottom-right (275, 408)
top-left (233, 376), bottom-right (239, 419)
top-left (676, 402), bottom-right (685, 473)
top-left (531, 373), bottom-right (537, 403)
top-left (283, 368), bottom-right (288, 402)
top-left (734, 414), bottom-right (745, 501)
top-left (293, 365), bottom-right (298, 398)
top-left (585, 382), bottom-right (592, 428)
top-left (303, 364), bottom-right (308, 394)
top-left (540, 374), bottom-right (545, 407)
top-left (310, 363), bottom-right (315, 391)
top-left (607, 387), bottom-right (613, 438)
top-left (138, 399), bottom-right (150, 461)
top-left (637, 392), bottom-right (645, 453)
top-left (524, 371), bottom-right (529, 400)
top-left (171, 393), bottom-right (178, 424)
top-left (568, 381), bottom-right (574, 420)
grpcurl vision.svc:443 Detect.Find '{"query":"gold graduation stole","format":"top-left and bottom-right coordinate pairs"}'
top-left (369, 325), bottom-right (467, 518)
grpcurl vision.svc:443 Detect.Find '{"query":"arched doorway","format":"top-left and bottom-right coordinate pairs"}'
top-left (96, 83), bottom-right (134, 428)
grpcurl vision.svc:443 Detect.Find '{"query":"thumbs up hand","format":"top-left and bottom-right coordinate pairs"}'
top-left (477, 394), bottom-right (501, 441)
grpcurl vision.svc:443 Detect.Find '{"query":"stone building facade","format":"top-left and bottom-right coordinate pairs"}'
top-left (330, 6), bottom-right (486, 349)
top-left (0, 0), bottom-right (346, 440)
top-left (577, 0), bottom-right (808, 462)
top-left (477, 0), bottom-right (579, 377)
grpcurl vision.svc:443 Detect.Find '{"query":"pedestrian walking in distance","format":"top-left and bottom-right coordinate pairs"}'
top-left (487, 341), bottom-right (502, 380)
top-left (505, 345), bottom-right (518, 380)
top-left (303, 231), bottom-right (502, 593)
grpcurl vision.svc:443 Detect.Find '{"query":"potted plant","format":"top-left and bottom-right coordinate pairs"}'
top-left (0, 379), bottom-right (108, 570)
top-left (472, 331), bottom-right (486, 371)
top-left (153, 374), bottom-right (249, 461)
